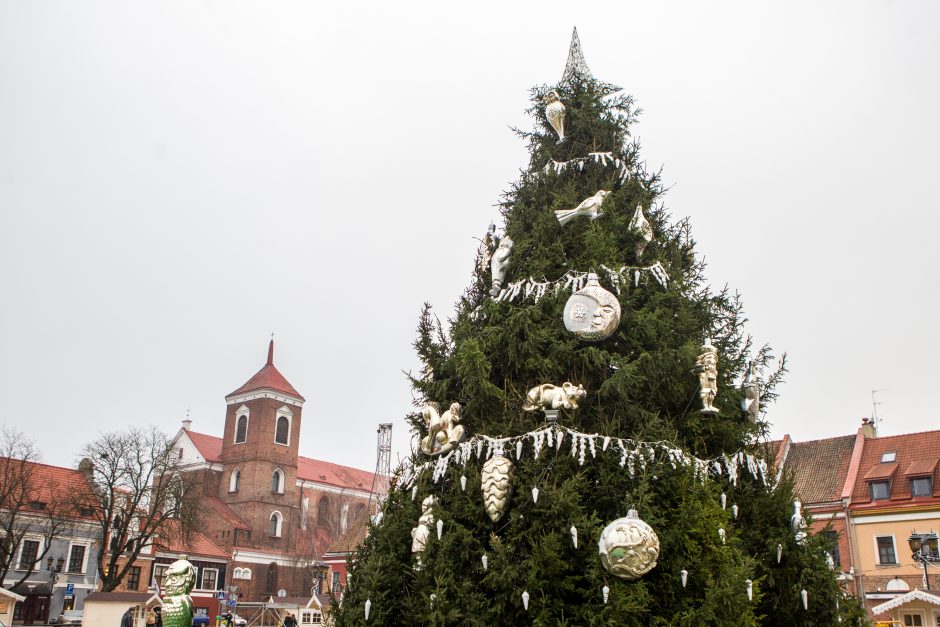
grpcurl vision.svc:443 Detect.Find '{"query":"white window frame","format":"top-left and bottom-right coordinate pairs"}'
top-left (230, 468), bottom-right (241, 493)
top-left (270, 511), bottom-right (283, 538)
top-left (300, 609), bottom-right (322, 624)
top-left (152, 563), bottom-right (169, 588)
top-left (274, 406), bottom-right (293, 446)
top-left (234, 406), bottom-right (250, 444)
top-left (65, 540), bottom-right (90, 574)
top-left (901, 610), bottom-right (925, 626)
top-left (200, 567), bottom-right (219, 591)
top-left (16, 535), bottom-right (44, 571)
top-left (874, 534), bottom-right (898, 565)
top-left (272, 468), bottom-right (284, 494)
top-left (882, 451), bottom-right (897, 463)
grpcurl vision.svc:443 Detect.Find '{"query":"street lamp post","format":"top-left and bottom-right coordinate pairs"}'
top-left (908, 532), bottom-right (940, 589)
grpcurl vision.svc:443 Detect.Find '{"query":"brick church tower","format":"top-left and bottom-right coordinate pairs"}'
top-left (219, 340), bottom-right (305, 552)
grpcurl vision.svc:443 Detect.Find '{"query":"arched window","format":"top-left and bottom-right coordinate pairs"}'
top-left (271, 469), bottom-right (284, 494)
top-left (269, 511), bottom-right (283, 537)
top-left (317, 496), bottom-right (331, 527)
top-left (265, 562), bottom-right (278, 593)
top-left (353, 503), bottom-right (367, 522)
top-left (235, 415), bottom-right (248, 444)
top-left (275, 416), bottom-right (289, 445)
top-left (229, 469), bottom-right (240, 493)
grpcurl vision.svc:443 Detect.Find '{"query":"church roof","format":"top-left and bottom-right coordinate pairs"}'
top-left (184, 429), bottom-right (375, 493)
top-left (297, 456), bottom-right (375, 492)
top-left (186, 430), bottom-right (223, 463)
top-left (227, 340), bottom-right (305, 401)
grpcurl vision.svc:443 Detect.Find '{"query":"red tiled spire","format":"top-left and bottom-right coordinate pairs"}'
top-left (226, 340), bottom-right (305, 401)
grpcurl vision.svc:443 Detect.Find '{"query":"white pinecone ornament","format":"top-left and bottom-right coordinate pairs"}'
top-left (543, 90), bottom-right (566, 142)
top-left (481, 454), bottom-right (514, 522)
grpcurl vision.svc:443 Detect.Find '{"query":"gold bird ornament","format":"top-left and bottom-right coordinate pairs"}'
top-left (543, 90), bottom-right (566, 142)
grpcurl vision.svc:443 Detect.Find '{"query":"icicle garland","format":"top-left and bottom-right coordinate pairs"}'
top-left (541, 151), bottom-right (632, 185)
top-left (491, 262), bottom-right (669, 304)
top-left (395, 425), bottom-right (771, 493)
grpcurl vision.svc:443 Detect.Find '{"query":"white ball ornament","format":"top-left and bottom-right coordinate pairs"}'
top-left (598, 509), bottom-right (660, 580)
top-left (563, 273), bottom-right (621, 341)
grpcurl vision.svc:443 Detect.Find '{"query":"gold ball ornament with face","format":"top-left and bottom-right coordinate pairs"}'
top-left (563, 273), bottom-right (621, 341)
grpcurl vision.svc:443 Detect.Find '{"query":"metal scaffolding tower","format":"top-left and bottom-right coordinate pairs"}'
top-left (371, 423), bottom-right (393, 506)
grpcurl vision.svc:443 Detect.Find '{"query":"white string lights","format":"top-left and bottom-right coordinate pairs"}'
top-left (396, 424), bottom-right (771, 491)
top-left (542, 151), bottom-right (632, 184)
top-left (491, 262), bottom-right (669, 304)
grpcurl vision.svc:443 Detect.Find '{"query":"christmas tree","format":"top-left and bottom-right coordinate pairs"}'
top-left (334, 30), bottom-right (865, 626)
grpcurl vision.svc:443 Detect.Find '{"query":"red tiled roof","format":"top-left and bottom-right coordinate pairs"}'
top-left (0, 459), bottom-right (96, 518)
top-left (187, 431), bottom-right (223, 463)
top-left (852, 430), bottom-right (940, 506)
top-left (157, 523), bottom-right (229, 560)
top-left (783, 435), bottom-right (856, 505)
top-left (227, 341), bottom-right (304, 401)
top-left (864, 462), bottom-right (899, 481)
top-left (906, 458), bottom-right (939, 477)
top-left (202, 496), bottom-right (250, 530)
top-left (297, 456), bottom-right (375, 492)
top-left (323, 518), bottom-right (369, 556)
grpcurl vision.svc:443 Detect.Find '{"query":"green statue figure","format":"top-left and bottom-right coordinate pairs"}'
top-left (160, 556), bottom-right (197, 627)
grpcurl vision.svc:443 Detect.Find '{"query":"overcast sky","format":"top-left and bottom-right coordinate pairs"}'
top-left (2, 1), bottom-right (938, 474)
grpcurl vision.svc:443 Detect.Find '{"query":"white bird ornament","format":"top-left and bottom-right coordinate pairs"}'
top-left (554, 190), bottom-right (611, 226)
top-left (543, 90), bottom-right (566, 142)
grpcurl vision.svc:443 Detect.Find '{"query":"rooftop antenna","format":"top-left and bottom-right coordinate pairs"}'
top-left (871, 388), bottom-right (887, 431)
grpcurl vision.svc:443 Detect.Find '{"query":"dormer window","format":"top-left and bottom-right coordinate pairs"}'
top-left (882, 452), bottom-right (896, 463)
top-left (912, 476), bottom-right (933, 497)
top-left (871, 480), bottom-right (891, 500)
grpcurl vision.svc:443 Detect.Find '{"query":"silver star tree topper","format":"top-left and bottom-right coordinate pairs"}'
top-left (558, 27), bottom-right (622, 94)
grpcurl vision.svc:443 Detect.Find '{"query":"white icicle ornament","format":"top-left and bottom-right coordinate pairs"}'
top-left (481, 453), bottom-right (514, 523)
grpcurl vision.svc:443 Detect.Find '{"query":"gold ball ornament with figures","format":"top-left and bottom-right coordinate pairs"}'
top-left (597, 509), bottom-right (660, 580)
top-left (563, 273), bottom-right (621, 341)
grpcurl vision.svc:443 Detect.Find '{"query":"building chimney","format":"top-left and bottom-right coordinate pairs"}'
top-left (860, 417), bottom-right (877, 439)
top-left (182, 419), bottom-right (192, 431)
